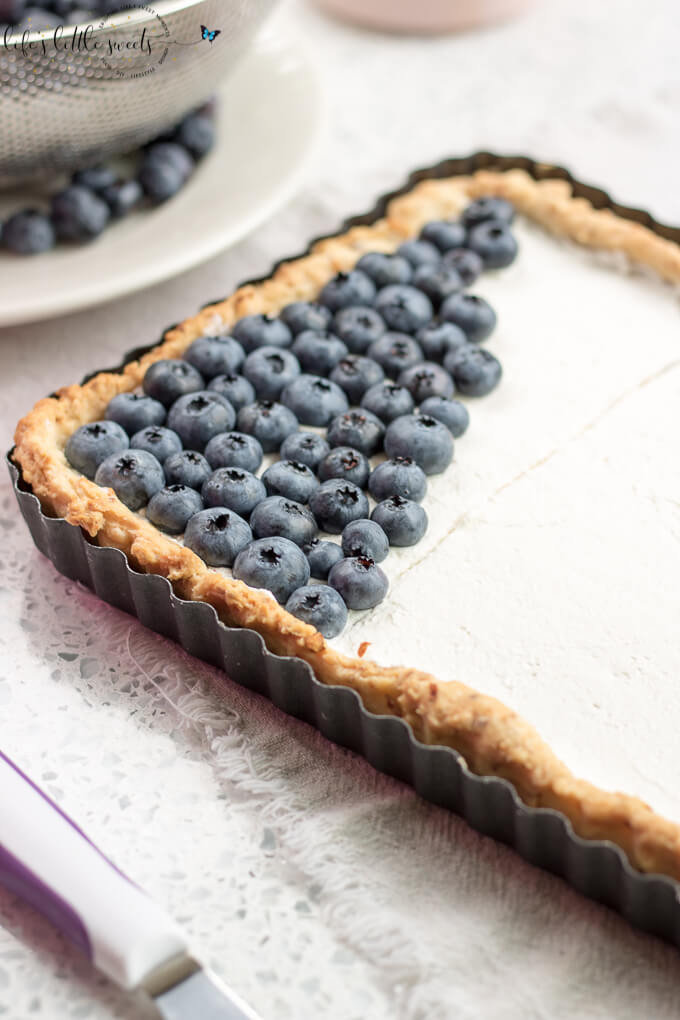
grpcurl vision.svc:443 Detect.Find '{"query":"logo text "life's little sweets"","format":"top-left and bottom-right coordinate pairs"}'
top-left (1, 24), bottom-right (152, 59)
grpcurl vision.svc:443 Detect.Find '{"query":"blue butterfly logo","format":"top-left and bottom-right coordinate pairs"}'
top-left (201, 25), bottom-right (221, 43)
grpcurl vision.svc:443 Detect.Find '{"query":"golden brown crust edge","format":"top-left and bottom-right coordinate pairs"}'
top-left (13, 168), bottom-right (680, 881)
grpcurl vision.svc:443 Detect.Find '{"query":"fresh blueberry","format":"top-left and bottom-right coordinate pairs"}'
top-left (397, 362), bottom-right (455, 403)
top-left (415, 320), bottom-right (468, 363)
top-left (412, 263), bottom-right (463, 307)
top-left (94, 449), bottom-right (164, 510)
top-left (167, 391), bottom-right (235, 451)
top-left (174, 113), bottom-right (215, 158)
top-left (140, 142), bottom-right (194, 201)
top-left (318, 270), bottom-right (376, 311)
top-left (207, 373), bottom-right (256, 411)
top-left (51, 185), bottom-right (110, 240)
top-left (144, 142), bottom-right (194, 183)
top-left (2, 209), bottom-right (55, 254)
top-left (332, 306), bottom-right (386, 354)
top-left (384, 414), bottom-right (454, 474)
top-left (233, 537), bottom-right (310, 604)
top-left (291, 330), bottom-right (348, 375)
top-left (243, 346), bottom-right (301, 401)
top-left (374, 285), bottom-right (433, 333)
top-left (0, 0), bottom-right (27, 25)
top-left (371, 496), bottom-right (428, 546)
top-left (441, 247), bottom-right (484, 286)
top-left (461, 196), bottom-right (515, 229)
top-left (280, 301), bottom-right (332, 335)
top-left (328, 556), bottom-right (388, 610)
top-left (326, 408), bottom-right (385, 456)
top-left (341, 518), bottom-right (389, 564)
top-left (231, 314), bottom-right (292, 353)
top-left (318, 446), bottom-right (370, 488)
top-left (280, 431), bottom-right (330, 470)
top-left (418, 396), bottom-right (470, 437)
top-left (356, 252), bottom-right (412, 287)
top-left (143, 359), bottom-right (205, 407)
top-left (236, 400), bottom-right (298, 453)
top-left (163, 449), bottom-right (211, 490)
top-left (329, 354), bottom-right (384, 404)
top-left (184, 507), bottom-right (252, 567)
top-left (368, 457), bottom-right (427, 503)
top-left (100, 179), bottom-right (143, 218)
top-left (261, 460), bottom-right (319, 503)
top-left (285, 585), bottom-right (348, 639)
top-left (204, 430), bottom-right (263, 472)
top-left (65, 420), bottom-right (129, 479)
top-left (105, 392), bottom-right (166, 434)
top-left (467, 220), bottom-right (519, 269)
top-left (444, 346), bottom-right (502, 396)
top-left (419, 219), bottom-right (466, 252)
top-left (130, 425), bottom-right (182, 463)
top-left (72, 165), bottom-right (117, 192)
top-left (360, 381), bottom-right (414, 424)
top-left (309, 479), bottom-right (369, 533)
top-left (202, 466), bottom-right (266, 517)
top-left (440, 293), bottom-right (497, 343)
top-left (367, 332), bottom-right (424, 379)
top-left (280, 375), bottom-right (349, 427)
top-left (396, 238), bottom-right (440, 268)
top-left (184, 335), bottom-right (245, 378)
top-left (303, 538), bottom-right (344, 580)
top-left (250, 495), bottom-right (317, 547)
top-left (147, 484), bottom-right (203, 534)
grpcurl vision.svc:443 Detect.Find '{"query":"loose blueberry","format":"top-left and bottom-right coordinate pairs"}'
top-left (139, 143), bottom-right (194, 201)
top-left (440, 292), bottom-right (497, 343)
top-left (303, 538), bottom-right (344, 580)
top-left (184, 335), bottom-right (246, 379)
top-left (356, 252), bottom-right (413, 287)
top-left (318, 446), bottom-right (370, 488)
top-left (444, 346), bottom-right (502, 396)
top-left (416, 320), bottom-right (468, 363)
top-left (280, 301), bottom-right (332, 335)
top-left (105, 392), bottom-right (166, 434)
top-left (441, 247), bottom-right (484, 286)
top-left (384, 414), bottom-right (454, 474)
top-left (174, 113), bottom-right (215, 158)
top-left (291, 330), bottom-right (348, 375)
top-left (204, 430), bottom-right (263, 472)
top-left (367, 332), bottom-right (424, 379)
top-left (233, 536), bottom-right (310, 604)
top-left (100, 179), bottom-right (143, 218)
top-left (130, 425), bottom-right (182, 463)
top-left (72, 165), bottom-right (117, 192)
top-left (328, 556), bottom-right (388, 610)
top-left (202, 466), bottom-right (266, 517)
top-left (261, 460), bottom-right (319, 504)
top-left (250, 495), bottom-right (318, 547)
top-left (326, 408), bottom-right (385, 456)
top-left (396, 238), bottom-right (440, 268)
top-left (94, 449), bottom-right (164, 510)
top-left (143, 359), bottom-right (205, 407)
top-left (467, 220), bottom-right (519, 269)
top-left (279, 431), bottom-right (330, 470)
top-left (368, 457), bottom-right (427, 503)
top-left (419, 396), bottom-right (470, 437)
top-left (397, 361), bottom-right (455, 402)
top-left (285, 584), bottom-right (348, 639)
top-left (318, 270), bottom-right (376, 311)
top-left (332, 306), bottom-right (386, 354)
top-left (184, 507), bottom-right (252, 567)
top-left (371, 496), bottom-right (428, 547)
top-left (231, 314), bottom-right (292, 353)
top-left (309, 479), bottom-right (369, 533)
top-left (412, 263), bottom-right (463, 306)
top-left (147, 484), bottom-right (203, 534)
top-left (329, 354), bottom-right (384, 404)
top-left (2, 209), bottom-right (55, 254)
top-left (144, 141), bottom-right (194, 181)
top-left (236, 400), bottom-right (299, 453)
top-left (280, 374), bottom-right (349, 428)
top-left (374, 284), bottom-right (433, 333)
top-left (163, 449), bottom-right (211, 490)
top-left (207, 373), bottom-right (256, 411)
top-left (461, 196), bottom-right (515, 229)
top-left (167, 391), bottom-right (235, 451)
top-left (65, 420), bottom-right (129, 479)
top-left (51, 185), bottom-right (110, 240)
top-left (243, 346), bottom-right (301, 401)
top-left (419, 219), bottom-right (466, 252)
top-left (360, 381), bottom-right (415, 424)
top-left (341, 518), bottom-right (389, 563)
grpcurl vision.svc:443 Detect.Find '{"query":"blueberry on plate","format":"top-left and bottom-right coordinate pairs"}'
top-left (143, 359), bottom-right (205, 407)
top-left (207, 373), bottom-right (256, 411)
top-left (233, 536), bottom-right (310, 604)
top-left (147, 484), bottom-right (203, 534)
top-left (328, 556), bottom-right (388, 610)
top-left (139, 143), bottom-right (194, 202)
top-left (360, 381), bottom-right (414, 424)
top-left (94, 449), bottom-right (165, 510)
top-left (204, 430), bottom-right (264, 472)
top-left (397, 361), bottom-right (455, 403)
top-left (2, 209), bottom-right (55, 255)
top-left (285, 584), bottom-right (348, 639)
top-left (412, 263), bottom-right (463, 307)
top-left (416, 320), bottom-right (468, 363)
top-left (280, 375), bottom-right (349, 428)
top-left (329, 354), bottom-right (384, 404)
top-left (231, 314), bottom-right (292, 353)
top-left (384, 413), bottom-right (454, 475)
top-left (174, 112), bottom-right (215, 158)
top-left (72, 165), bottom-right (117, 192)
top-left (318, 270), bottom-right (376, 312)
top-left (332, 306), bottom-right (386, 354)
top-left (291, 330), bottom-right (348, 375)
top-left (65, 420), bottom-right (129, 479)
top-left (326, 408), bottom-right (385, 456)
top-left (419, 219), bottom-right (466, 252)
top-left (243, 346), bottom-right (301, 401)
top-left (236, 400), bottom-right (299, 453)
top-left (50, 185), bottom-right (110, 240)
top-left (130, 425), bottom-right (182, 463)
top-left (371, 496), bottom-right (428, 546)
top-left (167, 391), bottom-right (236, 451)
top-left (440, 293), bottom-right (497, 344)
top-left (318, 446), bottom-right (370, 488)
top-left (368, 457), bottom-right (427, 503)
top-left (250, 495), bottom-right (318, 547)
top-left (105, 392), bottom-right (166, 434)
top-left (309, 479), bottom-right (369, 533)
top-left (419, 396), bottom-right (470, 437)
top-left (280, 431), bottom-right (330, 471)
top-left (100, 179), bottom-right (143, 219)
top-left (184, 335), bottom-right (246, 379)
top-left (261, 460), bottom-right (320, 504)
top-left (373, 285), bottom-right (433, 334)
top-left (396, 238), bottom-right (440, 268)
top-left (367, 332), bottom-right (424, 379)
top-left (341, 518), bottom-right (389, 563)
top-left (444, 346), bottom-right (502, 396)
top-left (441, 247), bottom-right (484, 286)
top-left (144, 141), bottom-right (194, 181)
top-left (466, 220), bottom-right (519, 269)
top-left (356, 252), bottom-right (413, 287)
top-left (202, 466), bottom-right (266, 517)
top-left (461, 196), bottom-right (515, 228)
top-left (184, 507), bottom-right (252, 567)
top-left (279, 301), bottom-right (332, 335)
top-left (303, 538), bottom-right (344, 580)
top-left (163, 449), bottom-right (212, 490)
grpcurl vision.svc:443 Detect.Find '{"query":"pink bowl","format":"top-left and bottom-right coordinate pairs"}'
top-left (313, 0), bottom-right (534, 32)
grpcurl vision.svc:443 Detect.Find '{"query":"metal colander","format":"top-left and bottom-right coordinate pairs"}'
top-left (0, 0), bottom-right (278, 186)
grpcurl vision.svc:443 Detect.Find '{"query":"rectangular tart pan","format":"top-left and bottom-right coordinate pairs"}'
top-left (8, 152), bottom-right (680, 947)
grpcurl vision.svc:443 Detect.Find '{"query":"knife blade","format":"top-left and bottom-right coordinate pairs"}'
top-left (0, 749), bottom-right (263, 1020)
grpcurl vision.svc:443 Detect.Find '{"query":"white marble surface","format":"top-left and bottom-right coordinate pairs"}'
top-left (2, 1), bottom-right (680, 1017)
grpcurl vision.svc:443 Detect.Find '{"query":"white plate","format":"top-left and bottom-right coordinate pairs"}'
top-left (0, 34), bottom-right (322, 328)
